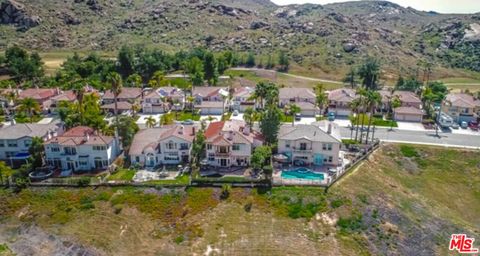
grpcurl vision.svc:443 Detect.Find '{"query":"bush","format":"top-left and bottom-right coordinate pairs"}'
top-left (400, 145), bottom-right (419, 157)
top-left (113, 204), bottom-right (123, 214)
top-left (244, 200), bottom-right (253, 212)
top-left (220, 184), bottom-right (231, 200)
top-left (174, 235), bottom-right (185, 244)
top-left (337, 213), bottom-right (363, 233)
top-left (262, 165), bottom-right (273, 178)
top-left (77, 177), bottom-right (91, 187)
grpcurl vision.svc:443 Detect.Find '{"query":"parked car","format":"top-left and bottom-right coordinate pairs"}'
top-left (451, 123), bottom-right (459, 129)
top-left (469, 122), bottom-right (479, 131)
top-left (295, 113), bottom-right (301, 121)
top-left (328, 112), bottom-right (335, 121)
top-left (232, 110), bottom-right (239, 116)
top-left (461, 121), bottom-right (468, 129)
top-left (181, 119), bottom-right (194, 125)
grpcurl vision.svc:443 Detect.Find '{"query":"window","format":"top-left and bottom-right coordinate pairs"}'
top-left (180, 143), bottom-right (189, 150)
top-left (93, 145), bottom-right (106, 151)
top-left (135, 156), bottom-right (140, 162)
top-left (0, 140), bottom-right (4, 147)
top-left (328, 156), bottom-right (333, 163)
top-left (51, 147), bottom-right (60, 152)
top-left (7, 140), bottom-right (17, 147)
top-left (300, 143), bottom-right (307, 150)
top-left (79, 160), bottom-right (88, 166)
top-left (5, 152), bottom-right (16, 157)
top-left (219, 146), bottom-right (228, 153)
top-left (24, 140), bottom-right (31, 147)
top-left (207, 144), bottom-right (212, 150)
top-left (322, 143), bottom-right (332, 151)
top-left (322, 144), bottom-right (326, 150)
top-left (64, 147), bottom-right (76, 155)
top-left (166, 141), bottom-right (176, 150)
top-left (285, 142), bottom-right (290, 148)
top-left (232, 144), bottom-right (240, 151)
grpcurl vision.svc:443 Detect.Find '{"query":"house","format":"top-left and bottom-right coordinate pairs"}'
top-left (193, 87), bottom-right (229, 115)
top-left (18, 88), bottom-right (60, 112)
top-left (0, 88), bottom-right (19, 114)
top-left (49, 90), bottom-right (77, 112)
top-left (393, 91), bottom-right (422, 109)
top-left (101, 101), bottom-right (133, 114)
top-left (204, 120), bottom-right (263, 167)
top-left (442, 93), bottom-right (480, 123)
top-left (277, 121), bottom-right (342, 166)
top-left (394, 106), bottom-right (423, 122)
top-left (231, 86), bottom-right (255, 112)
top-left (102, 87), bottom-right (142, 104)
top-left (0, 122), bottom-right (63, 167)
top-left (279, 88), bottom-right (315, 105)
top-left (129, 125), bottom-right (196, 167)
top-left (44, 126), bottom-right (120, 172)
top-left (295, 101), bottom-right (319, 117)
top-left (327, 88), bottom-right (357, 116)
top-left (142, 87), bottom-right (185, 114)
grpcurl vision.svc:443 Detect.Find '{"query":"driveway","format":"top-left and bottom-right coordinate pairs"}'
top-left (396, 122), bottom-right (426, 131)
top-left (333, 118), bottom-right (351, 127)
top-left (295, 117), bottom-right (316, 125)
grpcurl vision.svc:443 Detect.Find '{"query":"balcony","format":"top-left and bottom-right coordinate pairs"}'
top-left (292, 147), bottom-right (312, 153)
top-left (215, 151), bottom-right (231, 157)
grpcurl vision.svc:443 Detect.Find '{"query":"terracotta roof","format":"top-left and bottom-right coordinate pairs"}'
top-left (103, 87), bottom-right (142, 100)
top-left (394, 106), bottom-right (423, 115)
top-left (233, 87), bottom-right (254, 98)
top-left (279, 88), bottom-right (315, 100)
top-left (45, 126), bottom-right (114, 146)
top-left (393, 91), bottom-right (421, 104)
top-left (328, 88), bottom-right (357, 103)
top-left (205, 120), bottom-right (262, 145)
top-left (51, 90), bottom-right (77, 102)
top-left (446, 93), bottom-right (479, 108)
top-left (204, 121), bottom-right (225, 138)
top-left (101, 101), bottom-right (133, 111)
top-left (18, 88), bottom-right (58, 100)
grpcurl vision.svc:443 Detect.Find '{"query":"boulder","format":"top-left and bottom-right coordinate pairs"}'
top-left (343, 43), bottom-right (356, 52)
top-left (250, 20), bottom-right (269, 30)
top-left (0, 0), bottom-right (40, 29)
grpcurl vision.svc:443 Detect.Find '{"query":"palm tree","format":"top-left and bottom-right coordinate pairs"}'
top-left (107, 72), bottom-right (123, 126)
top-left (145, 116), bottom-right (157, 128)
top-left (364, 91), bottom-right (381, 144)
top-left (288, 104), bottom-right (301, 126)
top-left (390, 96), bottom-right (401, 131)
top-left (243, 107), bottom-right (254, 127)
top-left (18, 98), bottom-right (41, 123)
top-left (349, 99), bottom-right (360, 140)
top-left (149, 71), bottom-right (165, 88)
top-left (358, 57), bottom-right (380, 90)
top-left (421, 86), bottom-right (435, 118)
top-left (354, 88), bottom-right (367, 142)
top-left (71, 81), bottom-right (85, 124)
top-left (314, 84), bottom-right (328, 116)
top-left (186, 96), bottom-right (195, 114)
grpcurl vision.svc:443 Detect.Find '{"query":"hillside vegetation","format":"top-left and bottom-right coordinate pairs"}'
top-left (0, 144), bottom-right (478, 255)
top-left (1, 0), bottom-right (480, 80)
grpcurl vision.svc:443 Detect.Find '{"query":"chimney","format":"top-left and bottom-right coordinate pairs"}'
top-left (84, 131), bottom-right (90, 142)
top-left (243, 125), bottom-right (250, 135)
top-left (179, 125), bottom-right (184, 135)
top-left (192, 127), bottom-right (196, 136)
top-left (327, 122), bottom-right (332, 134)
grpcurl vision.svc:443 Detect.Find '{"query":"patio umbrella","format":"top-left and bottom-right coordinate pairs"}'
top-left (273, 154), bottom-right (289, 163)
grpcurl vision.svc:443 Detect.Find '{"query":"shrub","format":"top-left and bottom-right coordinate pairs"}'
top-left (174, 235), bottom-right (185, 244)
top-left (113, 204), bottom-right (123, 214)
top-left (220, 184), bottom-right (231, 200)
top-left (77, 177), bottom-right (91, 187)
top-left (337, 213), bottom-right (363, 233)
top-left (244, 201), bottom-right (253, 212)
top-left (400, 145), bottom-right (419, 157)
top-left (330, 198), bottom-right (346, 209)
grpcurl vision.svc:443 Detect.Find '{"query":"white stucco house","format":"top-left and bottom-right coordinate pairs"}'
top-left (129, 125), bottom-right (197, 167)
top-left (231, 86), bottom-right (255, 112)
top-left (193, 86), bottom-right (229, 115)
top-left (44, 126), bottom-right (120, 172)
top-left (204, 120), bottom-right (264, 167)
top-left (0, 122), bottom-right (63, 167)
top-left (277, 121), bottom-right (342, 166)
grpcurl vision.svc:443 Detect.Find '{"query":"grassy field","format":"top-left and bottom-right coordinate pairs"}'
top-left (0, 145), bottom-right (478, 255)
top-left (107, 169), bottom-right (136, 181)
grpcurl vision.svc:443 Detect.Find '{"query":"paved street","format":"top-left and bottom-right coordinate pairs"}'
top-left (339, 126), bottom-right (480, 149)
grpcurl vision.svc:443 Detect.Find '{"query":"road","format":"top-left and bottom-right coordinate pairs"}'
top-left (339, 126), bottom-right (480, 149)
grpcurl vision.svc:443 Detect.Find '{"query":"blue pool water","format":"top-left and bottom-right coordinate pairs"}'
top-left (281, 167), bottom-right (324, 181)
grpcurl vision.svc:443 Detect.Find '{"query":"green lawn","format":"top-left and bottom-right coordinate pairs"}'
top-left (107, 168), bottom-right (136, 181)
top-left (350, 114), bottom-right (397, 127)
top-left (224, 70), bottom-right (265, 83)
top-left (176, 111), bottom-right (201, 121)
top-left (15, 114), bottom-right (43, 124)
top-left (280, 113), bottom-right (294, 123)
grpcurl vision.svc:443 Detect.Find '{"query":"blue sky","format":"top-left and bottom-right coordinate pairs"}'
top-left (270, 0), bottom-right (480, 14)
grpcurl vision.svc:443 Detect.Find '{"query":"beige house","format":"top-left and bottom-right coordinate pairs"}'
top-left (102, 87), bottom-right (142, 104)
top-left (327, 88), bottom-right (357, 116)
top-left (193, 87), bottom-right (229, 115)
top-left (277, 121), bottom-right (342, 166)
top-left (279, 88), bottom-right (318, 116)
top-left (142, 87), bottom-right (185, 114)
top-left (394, 106), bottom-right (423, 122)
top-left (129, 125), bottom-right (197, 167)
top-left (231, 86), bottom-right (255, 112)
top-left (204, 120), bottom-right (263, 167)
top-left (442, 93), bottom-right (480, 123)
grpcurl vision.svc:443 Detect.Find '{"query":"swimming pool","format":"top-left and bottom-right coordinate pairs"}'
top-left (281, 167), bottom-right (325, 181)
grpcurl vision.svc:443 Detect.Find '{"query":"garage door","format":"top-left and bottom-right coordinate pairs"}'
top-left (335, 109), bottom-right (351, 116)
top-left (204, 108), bottom-right (223, 115)
top-left (396, 114), bottom-right (422, 122)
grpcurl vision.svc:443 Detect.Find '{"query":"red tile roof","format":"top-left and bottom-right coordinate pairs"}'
top-left (205, 121), bottom-right (225, 139)
top-left (18, 88), bottom-right (58, 100)
top-left (45, 126), bottom-right (114, 146)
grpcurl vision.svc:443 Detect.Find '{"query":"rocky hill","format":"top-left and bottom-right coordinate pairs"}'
top-left (1, 0), bottom-right (479, 77)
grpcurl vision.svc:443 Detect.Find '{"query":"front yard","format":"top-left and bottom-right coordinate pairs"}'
top-left (350, 114), bottom-right (397, 127)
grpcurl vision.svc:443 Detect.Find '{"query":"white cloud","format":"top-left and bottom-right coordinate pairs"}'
top-left (270, 0), bottom-right (480, 14)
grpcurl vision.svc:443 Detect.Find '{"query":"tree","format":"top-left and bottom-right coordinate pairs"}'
top-left (148, 71), bottom-right (165, 88)
top-left (358, 57), bottom-right (380, 90)
top-left (117, 45), bottom-right (135, 78)
top-left (29, 137), bottom-right (44, 169)
top-left (70, 79), bottom-right (86, 124)
top-left (191, 129), bottom-right (206, 165)
top-left (126, 74), bottom-right (142, 88)
top-left (278, 51), bottom-right (289, 72)
top-left (107, 72), bottom-right (123, 127)
top-left (160, 113), bottom-right (175, 125)
top-left (364, 90), bottom-right (381, 144)
top-left (18, 98), bottom-right (41, 123)
top-left (343, 67), bottom-right (357, 88)
top-left (203, 52), bottom-right (219, 85)
top-left (265, 54), bottom-right (275, 69)
top-left (390, 96), bottom-right (401, 130)
top-left (243, 107), bottom-right (256, 128)
top-left (113, 116), bottom-right (139, 151)
top-left (288, 103), bottom-right (301, 126)
top-left (145, 116), bottom-right (157, 128)
top-left (396, 76), bottom-right (421, 92)
top-left (246, 52), bottom-right (255, 67)
top-left (314, 84), bottom-right (328, 115)
top-left (260, 106), bottom-right (282, 144)
top-left (250, 146), bottom-right (272, 170)
top-left (5, 46), bottom-right (44, 83)
top-left (184, 57), bottom-right (204, 87)
top-left (0, 161), bottom-right (14, 186)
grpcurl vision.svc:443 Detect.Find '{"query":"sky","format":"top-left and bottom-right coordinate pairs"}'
top-left (270, 0), bottom-right (480, 14)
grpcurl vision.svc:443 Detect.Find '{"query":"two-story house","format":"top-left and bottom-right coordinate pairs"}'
top-left (129, 125), bottom-right (196, 167)
top-left (49, 90), bottom-right (77, 112)
top-left (442, 93), bottom-right (480, 123)
top-left (327, 88), bottom-right (358, 116)
top-left (0, 122), bottom-right (63, 167)
top-left (277, 121), bottom-right (342, 166)
top-left (44, 126), bottom-right (120, 172)
top-left (142, 87), bottom-right (185, 114)
top-left (204, 120), bottom-right (263, 167)
top-left (18, 88), bottom-right (60, 112)
top-left (193, 87), bottom-right (229, 115)
top-left (231, 86), bottom-right (255, 112)
top-left (279, 88), bottom-right (318, 116)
